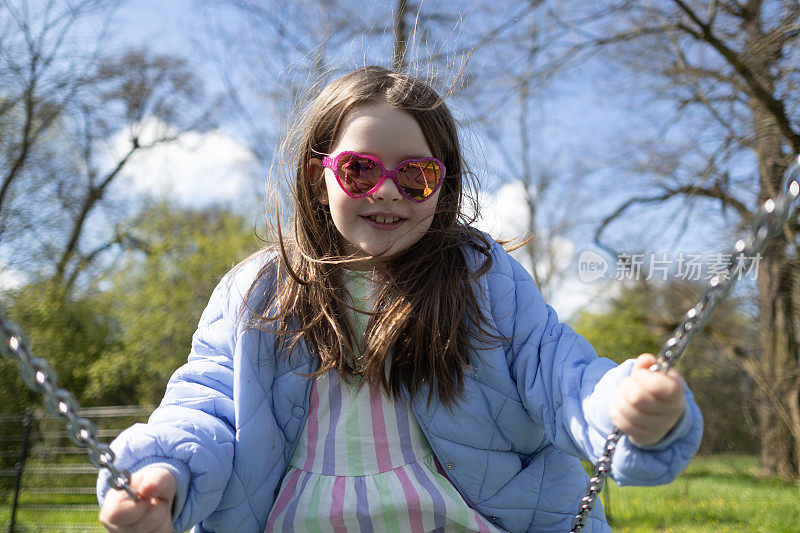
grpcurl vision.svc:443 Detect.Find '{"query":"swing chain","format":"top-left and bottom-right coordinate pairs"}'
top-left (570, 155), bottom-right (800, 533)
top-left (0, 311), bottom-right (140, 500)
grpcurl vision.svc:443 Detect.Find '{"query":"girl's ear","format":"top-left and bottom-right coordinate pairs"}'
top-left (307, 158), bottom-right (329, 205)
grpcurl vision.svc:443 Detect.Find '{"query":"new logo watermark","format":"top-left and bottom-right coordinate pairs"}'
top-left (578, 250), bottom-right (608, 283)
top-left (577, 251), bottom-right (761, 283)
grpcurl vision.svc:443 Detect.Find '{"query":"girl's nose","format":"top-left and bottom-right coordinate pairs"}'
top-left (371, 175), bottom-right (403, 201)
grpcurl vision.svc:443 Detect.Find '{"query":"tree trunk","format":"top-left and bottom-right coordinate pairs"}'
top-left (744, 0), bottom-right (799, 481)
top-left (752, 127), bottom-right (798, 480)
top-left (756, 241), bottom-right (798, 480)
top-left (393, 0), bottom-right (409, 71)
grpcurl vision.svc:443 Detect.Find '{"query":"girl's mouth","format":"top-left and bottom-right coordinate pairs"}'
top-left (361, 214), bottom-right (406, 229)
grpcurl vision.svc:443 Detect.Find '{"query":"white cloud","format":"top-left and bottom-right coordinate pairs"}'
top-left (106, 118), bottom-right (261, 209)
top-left (550, 275), bottom-right (620, 322)
top-left (473, 181), bottom-right (530, 238)
top-left (474, 180), bottom-right (612, 319)
top-left (0, 262), bottom-right (26, 291)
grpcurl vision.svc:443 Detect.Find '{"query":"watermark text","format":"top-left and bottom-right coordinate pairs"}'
top-left (577, 251), bottom-right (761, 283)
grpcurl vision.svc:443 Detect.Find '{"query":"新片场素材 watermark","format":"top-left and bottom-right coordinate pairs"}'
top-left (577, 250), bottom-right (761, 283)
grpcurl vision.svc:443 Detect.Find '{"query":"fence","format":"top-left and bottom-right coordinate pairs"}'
top-left (0, 405), bottom-right (615, 532)
top-left (0, 406), bottom-right (152, 533)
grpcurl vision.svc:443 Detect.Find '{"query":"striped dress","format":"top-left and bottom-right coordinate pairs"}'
top-left (265, 273), bottom-right (505, 533)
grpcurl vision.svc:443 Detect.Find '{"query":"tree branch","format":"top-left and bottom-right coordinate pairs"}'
top-left (671, 0), bottom-right (800, 153)
top-left (53, 131), bottom-right (180, 285)
top-left (594, 183), bottom-right (752, 255)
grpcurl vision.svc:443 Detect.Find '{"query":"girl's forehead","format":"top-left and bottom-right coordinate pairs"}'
top-left (340, 101), bottom-right (417, 131)
top-left (332, 101), bottom-right (431, 158)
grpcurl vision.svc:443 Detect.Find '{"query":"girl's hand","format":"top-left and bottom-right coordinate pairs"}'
top-left (610, 353), bottom-right (686, 447)
top-left (99, 466), bottom-right (176, 533)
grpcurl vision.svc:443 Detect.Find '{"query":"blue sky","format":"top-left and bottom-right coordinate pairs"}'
top-left (79, 0), bottom-right (763, 319)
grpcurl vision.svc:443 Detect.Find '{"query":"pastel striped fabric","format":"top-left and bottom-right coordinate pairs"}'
top-left (265, 273), bottom-right (505, 533)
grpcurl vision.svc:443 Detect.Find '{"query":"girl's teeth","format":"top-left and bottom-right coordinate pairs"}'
top-left (371, 215), bottom-right (399, 224)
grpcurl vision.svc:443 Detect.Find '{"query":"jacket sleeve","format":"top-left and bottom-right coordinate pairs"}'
top-left (503, 254), bottom-right (703, 486)
top-left (96, 270), bottom-right (246, 532)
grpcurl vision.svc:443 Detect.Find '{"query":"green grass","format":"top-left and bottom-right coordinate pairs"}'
top-left (0, 456), bottom-right (103, 533)
top-left (1, 455), bottom-right (797, 532)
top-left (0, 492), bottom-right (104, 533)
top-left (600, 454), bottom-right (799, 532)
top-left (0, 496), bottom-right (105, 533)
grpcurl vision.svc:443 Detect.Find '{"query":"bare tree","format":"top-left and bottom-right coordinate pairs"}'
top-left (393, 0), bottom-right (409, 70)
top-left (0, 0), bottom-right (115, 240)
top-left (0, 2), bottom-right (208, 292)
top-left (563, 0), bottom-right (800, 482)
top-left (52, 49), bottom-right (207, 291)
top-left (450, 1), bottom-right (601, 302)
top-left (191, 0), bottom-right (541, 170)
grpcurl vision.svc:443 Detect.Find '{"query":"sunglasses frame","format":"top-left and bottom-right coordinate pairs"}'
top-left (321, 151), bottom-right (445, 203)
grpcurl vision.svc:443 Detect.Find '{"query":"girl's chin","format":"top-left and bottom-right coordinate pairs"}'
top-left (344, 242), bottom-right (405, 263)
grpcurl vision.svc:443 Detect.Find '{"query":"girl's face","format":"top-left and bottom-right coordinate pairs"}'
top-left (310, 100), bottom-right (441, 265)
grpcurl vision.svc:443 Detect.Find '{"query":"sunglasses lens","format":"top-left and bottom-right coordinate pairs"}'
top-left (397, 160), bottom-right (443, 200)
top-left (336, 154), bottom-right (381, 196)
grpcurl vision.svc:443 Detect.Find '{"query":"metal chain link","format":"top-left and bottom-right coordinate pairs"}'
top-left (570, 154), bottom-right (800, 532)
top-left (0, 312), bottom-right (140, 501)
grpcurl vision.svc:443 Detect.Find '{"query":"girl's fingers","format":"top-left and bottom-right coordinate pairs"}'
top-left (100, 496), bottom-right (173, 533)
top-left (611, 412), bottom-right (657, 445)
top-left (612, 391), bottom-right (680, 446)
top-left (137, 467), bottom-right (176, 505)
top-left (616, 376), bottom-right (663, 415)
top-left (614, 385), bottom-right (671, 420)
top-left (611, 354), bottom-right (688, 446)
top-left (99, 489), bottom-right (148, 528)
top-left (631, 354), bottom-right (685, 403)
top-left (613, 383), bottom-right (675, 422)
top-left (99, 467), bottom-right (176, 531)
top-left (137, 499), bottom-right (173, 533)
top-left (613, 391), bottom-right (677, 429)
top-left (633, 353), bottom-right (657, 369)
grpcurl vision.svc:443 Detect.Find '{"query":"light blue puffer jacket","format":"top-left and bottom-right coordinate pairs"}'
top-left (97, 239), bottom-right (702, 532)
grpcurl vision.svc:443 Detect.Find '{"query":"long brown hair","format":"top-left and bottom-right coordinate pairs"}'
top-left (248, 66), bottom-right (501, 407)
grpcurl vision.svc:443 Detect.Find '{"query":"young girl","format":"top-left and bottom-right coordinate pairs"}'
top-left (97, 66), bottom-right (702, 533)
